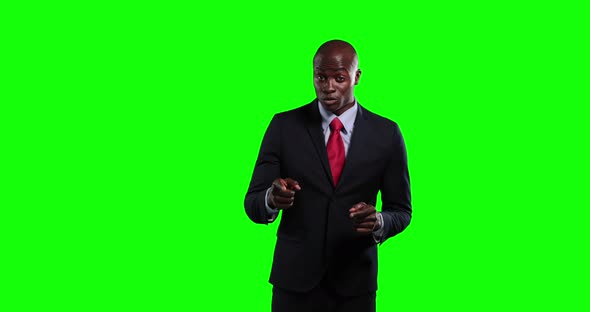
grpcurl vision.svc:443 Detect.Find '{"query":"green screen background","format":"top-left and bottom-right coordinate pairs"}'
top-left (4, 1), bottom-right (588, 311)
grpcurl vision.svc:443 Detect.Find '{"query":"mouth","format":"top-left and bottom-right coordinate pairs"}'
top-left (322, 98), bottom-right (338, 105)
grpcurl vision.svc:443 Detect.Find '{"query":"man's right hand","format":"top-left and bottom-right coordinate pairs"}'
top-left (268, 178), bottom-right (301, 209)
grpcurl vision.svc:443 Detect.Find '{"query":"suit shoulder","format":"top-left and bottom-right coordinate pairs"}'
top-left (271, 102), bottom-right (314, 123)
top-left (361, 106), bottom-right (400, 131)
top-left (275, 102), bottom-right (312, 116)
top-left (360, 106), bottom-right (407, 151)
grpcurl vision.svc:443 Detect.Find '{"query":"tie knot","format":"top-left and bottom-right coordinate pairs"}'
top-left (330, 118), bottom-right (344, 132)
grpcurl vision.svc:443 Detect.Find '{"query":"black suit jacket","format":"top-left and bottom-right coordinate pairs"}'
top-left (245, 100), bottom-right (411, 296)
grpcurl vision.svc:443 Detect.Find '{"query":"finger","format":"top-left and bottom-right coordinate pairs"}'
top-left (271, 179), bottom-right (295, 196)
top-left (272, 179), bottom-right (287, 192)
top-left (272, 188), bottom-right (296, 197)
top-left (352, 215), bottom-right (377, 225)
top-left (354, 227), bottom-right (374, 235)
top-left (273, 195), bottom-right (295, 205)
top-left (349, 202), bottom-right (367, 213)
top-left (272, 199), bottom-right (294, 209)
top-left (353, 221), bottom-right (376, 229)
top-left (285, 178), bottom-right (302, 191)
top-left (350, 207), bottom-right (376, 220)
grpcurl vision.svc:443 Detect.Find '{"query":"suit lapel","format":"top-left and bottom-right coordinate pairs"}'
top-left (305, 100), bottom-right (334, 186)
top-left (337, 104), bottom-right (369, 189)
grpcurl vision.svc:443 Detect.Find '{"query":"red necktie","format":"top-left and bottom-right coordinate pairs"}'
top-left (327, 118), bottom-right (345, 185)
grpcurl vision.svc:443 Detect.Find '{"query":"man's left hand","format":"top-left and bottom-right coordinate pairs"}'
top-left (349, 202), bottom-right (381, 235)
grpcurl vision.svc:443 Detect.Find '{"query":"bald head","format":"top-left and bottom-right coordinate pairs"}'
top-left (313, 40), bottom-right (359, 70)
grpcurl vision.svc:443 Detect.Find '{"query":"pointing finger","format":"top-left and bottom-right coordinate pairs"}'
top-left (285, 178), bottom-right (302, 191)
top-left (272, 179), bottom-right (287, 191)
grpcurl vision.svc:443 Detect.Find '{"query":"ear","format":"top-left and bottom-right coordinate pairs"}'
top-left (355, 69), bottom-right (362, 85)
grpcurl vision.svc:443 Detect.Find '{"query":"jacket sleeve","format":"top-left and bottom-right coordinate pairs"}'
top-left (379, 123), bottom-right (412, 243)
top-left (244, 114), bottom-right (282, 224)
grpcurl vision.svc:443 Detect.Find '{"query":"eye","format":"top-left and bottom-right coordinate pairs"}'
top-left (317, 74), bottom-right (326, 81)
top-left (336, 76), bottom-right (346, 82)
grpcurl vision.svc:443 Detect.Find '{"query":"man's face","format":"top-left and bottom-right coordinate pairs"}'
top-left (313, 51), bottom-right (361, 115)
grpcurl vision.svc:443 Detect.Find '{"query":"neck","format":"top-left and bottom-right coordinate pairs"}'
top-left (333, 101), bottom-right (355, 116)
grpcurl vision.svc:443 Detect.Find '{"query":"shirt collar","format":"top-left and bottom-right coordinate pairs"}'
top-left (318, 99), bottom-right (358, 134)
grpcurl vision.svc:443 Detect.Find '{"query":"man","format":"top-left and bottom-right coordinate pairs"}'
top-left (245, 40), bottom-right (411, 312)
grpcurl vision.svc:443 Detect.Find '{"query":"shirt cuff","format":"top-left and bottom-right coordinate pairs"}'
top-left (264, 187), bottom-right (279, 222)
top-left (372, 212), bottom-right (384, 243)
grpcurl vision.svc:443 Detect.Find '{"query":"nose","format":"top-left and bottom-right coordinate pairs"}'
top-left (322, 78), bottom-right (336, 93)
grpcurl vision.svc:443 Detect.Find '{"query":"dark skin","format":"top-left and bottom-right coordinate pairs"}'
top-left (268, 178), bottom-right (301, 209)
top-left (267, 41), bottom-right (381, 234)
top-left (313, 42), bottom-right (361, 116)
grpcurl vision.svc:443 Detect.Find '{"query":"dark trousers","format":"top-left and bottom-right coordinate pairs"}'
top-left (272, 281), bottom-right (376, 312)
